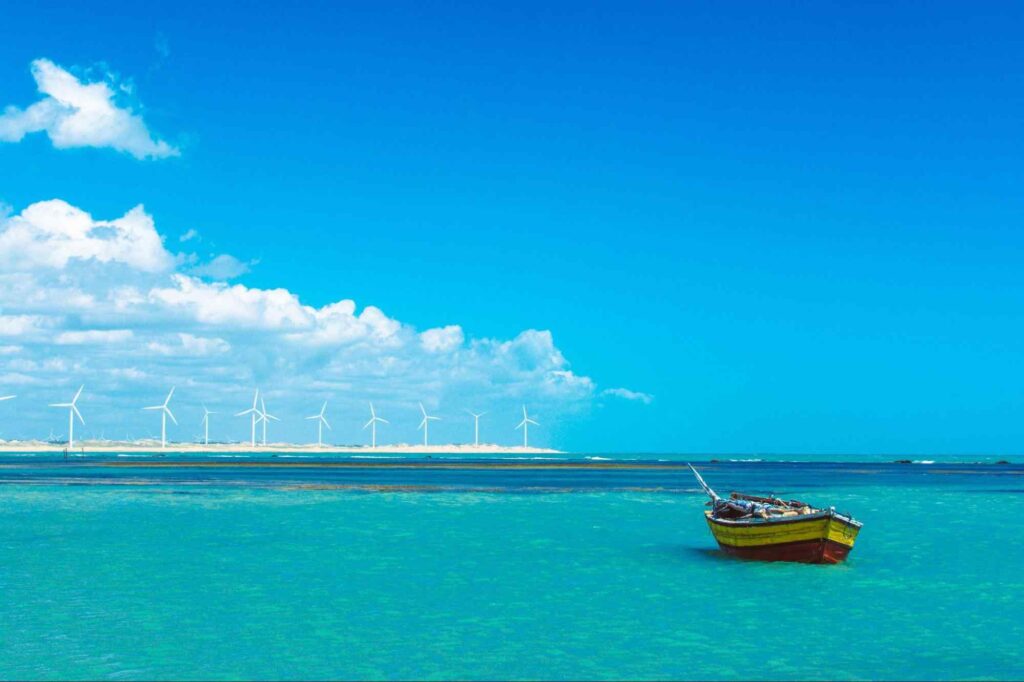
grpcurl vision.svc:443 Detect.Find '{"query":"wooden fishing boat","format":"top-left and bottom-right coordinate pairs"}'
top-left (689, 465), bottom-right (862, 564)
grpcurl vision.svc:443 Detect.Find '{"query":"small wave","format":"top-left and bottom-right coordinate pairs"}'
top-left (728, 458), bottom-right (764, 462)
top-left (913, 460), bottom-right (936, 465)
top-left (350, 455), bottom-right (403, 459)
top-left (586, 456), bottom-right (612, 461)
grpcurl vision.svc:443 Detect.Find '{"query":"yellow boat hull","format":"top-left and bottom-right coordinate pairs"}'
top-left (705, 510), bottom-right (861, 563)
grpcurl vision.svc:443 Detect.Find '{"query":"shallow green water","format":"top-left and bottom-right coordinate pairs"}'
top-left (1, 460), bottom-right (1021, 680)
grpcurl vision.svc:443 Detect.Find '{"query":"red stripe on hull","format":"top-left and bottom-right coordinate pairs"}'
top-left (717, 538), bottom-right (852, 564)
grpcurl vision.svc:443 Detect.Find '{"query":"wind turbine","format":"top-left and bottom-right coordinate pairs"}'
top-left (143, 387), bottom-right (177, 448)
top-left (200, 405), bottom-right (215, 446)
top-left (418, 402), bottom-right (441, 447)
top-left (0, 395), bottom-right (14, 443)
top-left (515, 405), bottom-right (539, 448)
top-left (235, 389), bottom-right (262, 447)
top-left (363, 402), bottom-right (388, 449)
top-left (465, 410), bottom-right (486, 447)
top-left (259, 396), bottom-right (279, 446)
top-left (305, 401), bottom-right (331, 447)
top-left (49, 385), bottom-right (84, 449)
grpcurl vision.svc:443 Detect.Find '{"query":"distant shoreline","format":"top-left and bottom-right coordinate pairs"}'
top-left (0, 444), bottom-right (1018, 468)
top-left (0, 442), bottom-right (561, 455)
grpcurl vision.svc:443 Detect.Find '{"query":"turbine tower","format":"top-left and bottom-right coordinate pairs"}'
top-left (363, 402), bottom-right (388, 449)
top-left (465, 410), bottom-right (486, 447)
top-left (305, 401), bottom-right (331, 447)
top-left (259, 396), bottom-right (279, 446)
top-left (515, 405), bottom-right (539, 448)
top-left (235, 389), bottom-right (262, 447)
top-left (0, 394), bottom-right (15, 442)
top-left (143, 387), bottom-right (177, 448)
top-left (200, 406), bottom-right (215, 446)
top-left (418, 402), bottom-right (441, 447)
top-left (49, 385), bottom-right (84, 449)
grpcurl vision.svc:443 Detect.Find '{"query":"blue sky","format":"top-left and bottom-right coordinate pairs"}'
top-left (1, 2), bottom-right (1023, 453)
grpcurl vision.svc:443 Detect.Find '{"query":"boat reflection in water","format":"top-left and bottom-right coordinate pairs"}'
top-left (689, 464), bottom-right (862, 564)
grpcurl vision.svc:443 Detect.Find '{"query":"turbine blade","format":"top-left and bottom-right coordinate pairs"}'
top-left (322, 417), bottom-right (332, 430)
top-left (49, 402), bottom-right (72, 408)
top-left (419, 402), bottom-right (427, 417)
top-left (166, 408), bottom-right (178, 425)
top-left (0, 395), bottom-right (16, 401)
top-left (305, 415), bottom-right (319, 420)
top-left (418, 418), bottom-right (427, 430)
top-left (73, 405), bottom-right (84, 425)
top-left (378, 418), bottom-right (389, 424)
top-left (143, 405), bottom-right (162, 410)
top-left (73, 385), bottom-right (84, 403)
top-left (165, 386), bottom-right (175, 405)
top-left (363, 418), bottom-right (373, 429)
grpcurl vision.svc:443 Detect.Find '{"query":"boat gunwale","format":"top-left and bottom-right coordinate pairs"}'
top-left (705, 508), bottom-right (862, 529)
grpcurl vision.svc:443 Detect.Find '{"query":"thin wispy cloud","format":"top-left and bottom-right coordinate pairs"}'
top-left (0, 58), bottom-right (178, 159)
top-left (154, 34), bottom-right (171, 61)
top-left (188, 254), bottom-right (252, 280)
top-left (601, 387), bottom-right (654, 404)
top-left (55, 329), bottom-right (134, 345)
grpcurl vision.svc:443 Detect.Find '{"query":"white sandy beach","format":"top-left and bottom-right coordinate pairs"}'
top-left (0, 440), bottom-right (562, 455)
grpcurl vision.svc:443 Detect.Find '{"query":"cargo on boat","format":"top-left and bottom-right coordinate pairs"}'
top-left (688, 464), bottom-right (862, 564)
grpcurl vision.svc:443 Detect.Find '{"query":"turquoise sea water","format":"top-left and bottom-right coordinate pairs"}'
top-left (2, 455), bottom-right (1022, 680)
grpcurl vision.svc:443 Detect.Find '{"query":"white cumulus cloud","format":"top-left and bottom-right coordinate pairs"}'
top-left (149, 275), bottom-right (314, 330)
top-left (0, 198), bottom-right (614, 445)
top-left (0, 199), bottom-right (175, 273)
top-left (0, 58), bottom-right (178, 159)
top-left (420, 325), bottom-right (464, 353)
top-left (0, 315), bottom-right (56, 337)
